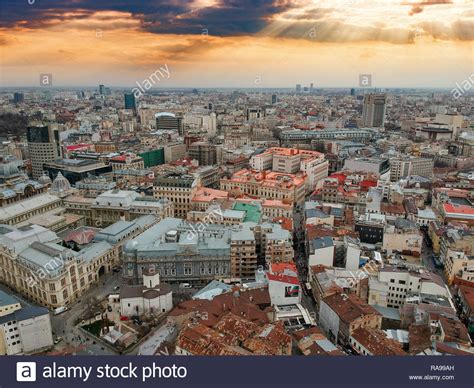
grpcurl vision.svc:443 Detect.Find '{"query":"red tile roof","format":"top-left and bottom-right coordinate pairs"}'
top-left (267, 272), bottom-right (299, 285)
top-left (351, 328), bottom-right (406, 355)
top-left (322, 293), bottom-right (380, 324)
top-left (443, 203), bottom-right (474, 216)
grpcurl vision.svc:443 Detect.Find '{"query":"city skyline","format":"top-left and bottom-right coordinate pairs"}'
top-left (1, 0), bottom-right (473, 87)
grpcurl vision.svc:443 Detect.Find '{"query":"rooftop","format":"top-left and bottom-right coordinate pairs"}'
top-left (351, 328), bottom-right (406, 355)
top-left (322, 293), bottom-right (380, 324)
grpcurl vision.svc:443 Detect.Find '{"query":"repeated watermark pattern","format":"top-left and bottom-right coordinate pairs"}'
top-left (451, 74), bottom-right (474, 99)
top-left (132, 64), bottom-right (171, 99)
top-left (186, 208), bottom-right (224, 240)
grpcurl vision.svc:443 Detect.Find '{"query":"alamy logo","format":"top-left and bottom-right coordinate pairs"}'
top-left (16, 362), bottom-right (37, 382)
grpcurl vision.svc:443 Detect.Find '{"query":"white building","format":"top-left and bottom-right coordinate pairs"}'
top-left (266, 263), bottom-right (301, 306)
top-left (120, 270), bottom-right (173, 317)
top-left (368, 266), bottom-right (450, 308)
top-left (345, 242), bottom-right (361, 271)
top-left (0, 290), bottom-right (53, 355)
top-left (308, 236), bottom-right (334, 268)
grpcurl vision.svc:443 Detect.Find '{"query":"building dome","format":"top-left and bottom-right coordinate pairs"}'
top-left (50, 172), bottom-right (72, 196)
top-left (0, 161), bottom-right (20, 178)
top-left (38, 172), bottom-right (52, 185)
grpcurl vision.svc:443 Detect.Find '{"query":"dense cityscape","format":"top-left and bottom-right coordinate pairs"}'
top-left (0, 84), bottom-right (472, 358)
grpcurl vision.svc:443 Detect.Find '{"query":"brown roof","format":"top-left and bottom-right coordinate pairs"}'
top-left (309, 264), bottom-right (328, 275)
top-left (176, 323), bottom-right (249, 356)
top-left (438, 314), bottom-right (471, 346)
top-left (381, 203), bottom-right (406, 215)
top-left (294, 327), bottom-right (345, 356)
top-left (459, 285), bottom-right (474, 313)
top-left (213, 312), bottom-right (258, 342)
top-left (306, 224), bottom-right (338, 240)
top-left (408, 324), bottom-right (431, 354)
top-left (242, 321), bottom-right (291, 355)
top-left (351, 328), bottom-right (406, 355)
top-left (435, 342), bottom-right (473, 356)
top-left (176, 313), bottom-right (291, 355)
top-left (169, 287), bottom-right (271, 327)
top-left (292, 326), bottom-right (325, 341)
top-left (322, 293), bottom-right (381, 324)
top-left (119, 283), bottom-right (172, 299)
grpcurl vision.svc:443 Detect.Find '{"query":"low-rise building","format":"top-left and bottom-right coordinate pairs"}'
top-left (0, 290), bottom-right (53, 355)
top-left (441, 203), bottom-right (474, 226)
top-left (175, 312), bottom-right (291, 356)
top-left (0, 223), bottom-right (120, 308)
top-left (308, 236), bottom-right (335, 268)
top-left (123, 218), bottom-right (232, 285)
top-left (319, 293), bottom-right (382, 345)
top-left (444, 249), bottom-right (474, 284)
top-left (0, 193), bottom-right (62, 225)
top-left (109, 153), bottom-right (145, 171)
top-left (349, 327), bottom-right (405, 355)
top-left (120, 270), bottom-right (173, 317)
top-left (64, 189), bottom-right (174, 227)
top-left (267, 263), bottom-right (301, 306)
top-left (368, 266), bottom-right (449, 308)
top-left (220, 169), bottom-right (306, 205)
top-left (382, 219), bottom-right (423, 257)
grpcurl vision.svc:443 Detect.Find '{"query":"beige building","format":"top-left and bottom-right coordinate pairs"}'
top-left (0, 224), bottom-right (119, 308)
top-left (220, 169), bottom-right (306, 205)
top-left (389, 157), bottom-right (434, 182)
top-left (109, 153), bottom-right (145, 171)
top-left (164, 142), bottom-right (186, 163)
top-left (64, 189), bottom-right (174, 227)
top-left (0, 193), bottom-right (62, 225)
top-left (444, 248), bottom-right (474, 285)
top-left (382, 231), bottom-right (423, 257)
top-left (250, 147), bottom-right (328, 190)
top-left (153, 173), bottom-right (199, 218)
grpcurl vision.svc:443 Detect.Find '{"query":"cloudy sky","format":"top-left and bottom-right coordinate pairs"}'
top-left (0, 0), bottom-right (473, 87)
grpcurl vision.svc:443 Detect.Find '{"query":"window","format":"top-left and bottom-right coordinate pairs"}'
top-left (184, 263), bottom-right (192, 275)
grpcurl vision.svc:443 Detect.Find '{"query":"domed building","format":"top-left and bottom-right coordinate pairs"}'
top-left (50, 172), bottom-right (73, 198)
top-left (0, 158), bottom-right (49, 206)
top-left (0, 161), bottom-right (20, 178)
top-left (38, 172), bottom-right (53, 186)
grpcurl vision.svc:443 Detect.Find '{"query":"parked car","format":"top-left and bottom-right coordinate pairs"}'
top-left (53, 336), bottom-right (63, 345)
top-left (53, 306), bottom-right (68, 316)
top-left (107, 305), bottom-right (112, 312)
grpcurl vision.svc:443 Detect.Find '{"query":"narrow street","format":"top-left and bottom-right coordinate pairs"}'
top-left (50, 270), bottom-right (122, 355)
